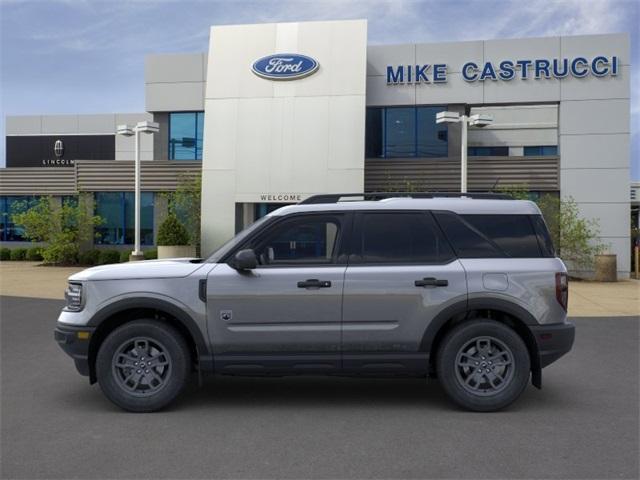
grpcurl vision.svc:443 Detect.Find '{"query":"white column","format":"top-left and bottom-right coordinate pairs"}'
top-left (133, 128), bottom-right (141, 256)
top-left (460, 115), bottom-right (468, 194)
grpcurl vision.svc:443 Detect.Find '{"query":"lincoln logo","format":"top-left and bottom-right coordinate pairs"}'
top-left (54, 139), bottom-right (64, 158)
top-left (252, 54), bottom-right (319, 80)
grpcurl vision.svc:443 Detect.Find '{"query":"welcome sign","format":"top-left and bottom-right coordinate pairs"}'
top-left (386, 55), bottom-right (620, 84)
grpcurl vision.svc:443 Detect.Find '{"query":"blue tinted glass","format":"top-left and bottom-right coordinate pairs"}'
top-left (365, 108), bottom-right (384, 158)
top-left (196, 112), bottom-right (204, 160)
top-left (169, 112), bottom-right (203, 160)
top-left (0, 196), bottom-right (38, 241)
top-left (95, 192), bottom-right (154, 245)
top-left (524, 146), bottom-right (558, 156)
top-left (417, 107), bottom-right (448, 157)
top-left (385, 107), bottom-right (416, 157)
top-left (468, 146), bottom-right (508, 156)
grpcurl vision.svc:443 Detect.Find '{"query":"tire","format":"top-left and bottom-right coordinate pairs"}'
top-left (436, 319), bottom-right (530, 412)
top-left (96, 319), bottom-right (191, 412)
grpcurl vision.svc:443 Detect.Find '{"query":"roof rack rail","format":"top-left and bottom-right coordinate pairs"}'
top-left (299, 192), bottom-right (512, 204)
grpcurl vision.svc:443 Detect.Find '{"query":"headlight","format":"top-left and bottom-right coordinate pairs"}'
top-left (64, 283), bottom-right (83, 311)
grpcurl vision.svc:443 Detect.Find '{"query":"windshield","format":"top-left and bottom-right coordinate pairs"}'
top-left (204, 216), bottom-right (271, 263)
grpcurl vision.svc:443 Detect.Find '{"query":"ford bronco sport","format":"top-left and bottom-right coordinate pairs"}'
top-left (55, 193), bottom-right (575, 412)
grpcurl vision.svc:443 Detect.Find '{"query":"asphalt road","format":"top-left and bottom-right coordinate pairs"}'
top-left (1, 296), bottom-right (638, 480)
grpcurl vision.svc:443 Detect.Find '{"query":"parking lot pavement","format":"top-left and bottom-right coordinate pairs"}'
top-left (1, 296), bottom-right (638, 480)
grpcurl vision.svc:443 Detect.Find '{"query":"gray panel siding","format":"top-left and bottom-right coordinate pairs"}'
top-left (0, 161), bottom-right (201, 195)
top-left (365, 156), bottom-right (559, 192)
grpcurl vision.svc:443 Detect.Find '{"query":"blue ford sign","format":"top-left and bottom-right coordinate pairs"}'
top-left (252, 54), bottom-right (319, 80)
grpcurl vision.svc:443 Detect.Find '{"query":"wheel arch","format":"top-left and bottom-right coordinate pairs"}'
top-left (422, 298), bottom-right (542, 388)
top-left (86, 297), bottom-right (212, 384)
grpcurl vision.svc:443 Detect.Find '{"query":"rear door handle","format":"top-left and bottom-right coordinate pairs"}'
top-left (297, 279), bottom-right (332, 289)
top-left (415, 277), bottom-right (448, 287)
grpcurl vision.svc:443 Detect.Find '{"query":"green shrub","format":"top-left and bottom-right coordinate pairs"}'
top-left (10, 248), bottom-right (27, 261)
top-left (98, 250), bottom-right (120, 265)
top-left (0, 248), bottom-right (11, 261)
top-left (42, 242), bottom-right (78, 265)
top-left (11, 196), bottom-right (103, 265)
top-left (157, 214), bottom-right (190, 246)
top-left (26, 247), bottom-right (43, 261)
top-left (78, 249), bottom-right (101, 266)
top-left (144, 249), bottom-right (158, 260)
top-left (120, 250), bottom-right (131, 263)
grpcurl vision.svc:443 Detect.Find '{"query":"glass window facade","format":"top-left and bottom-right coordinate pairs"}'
top-left (524, 146), bottom-right (558, 156)
top-left (169, 112), bottom-right (204, 160)
top-left (0, 196), bottom-right (38, 241)
top-left (468, 146), bottom-right (509, 156)
top-left (94, 192), bottom-right (154, 245)
top-left (365, 106), bottom-right (448, 158)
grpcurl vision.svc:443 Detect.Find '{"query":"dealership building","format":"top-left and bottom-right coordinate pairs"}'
top-left (0, 20), bottom-right (632, 277)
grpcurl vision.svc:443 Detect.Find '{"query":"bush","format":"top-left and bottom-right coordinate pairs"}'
top-left (10, 248), bottom-right (27, 261)
top-left (0, 248), bottom-right (11, 261)
top-left (144, 249), bottom-right (158, 260)
top-left (98, 250), bottom-right (121, 265)
top-left (43, 242), bottom-right (78, 265)
top-left (120, 250), bottom-right (131, 263)
top-left (157, 214), bottom-right (190, 246)
top-left (26, 247), bottom-right (43, 261)
top-left (11, 196), bottom-right (103, 265)
top-left (78, 249), bottom-right (101, 266)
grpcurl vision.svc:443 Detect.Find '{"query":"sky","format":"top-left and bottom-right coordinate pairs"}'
top-left (1, 0), bottom-right (638, 178)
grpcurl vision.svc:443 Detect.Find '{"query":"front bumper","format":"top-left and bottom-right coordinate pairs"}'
top-left (54, 324), bottom-right (95, 377)
top-left (530, 321), bottom-right (575, 368)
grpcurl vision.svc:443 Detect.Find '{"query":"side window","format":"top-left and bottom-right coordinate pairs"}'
top-left (461, 215), bottom-right (542, 258)
top-left (356, 212), bottom-right (455, 264)
top-left (433, 212), bottom-right (503, 258)
top-left (252, 215), bottom-right (341, 266)
top-left (531, 215), bottom-right (556, 257)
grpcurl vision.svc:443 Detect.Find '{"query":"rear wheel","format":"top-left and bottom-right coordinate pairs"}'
top-left (96, 320), bottom-right (191, 412)
top-left (436, 319), bottom-right (530, 412)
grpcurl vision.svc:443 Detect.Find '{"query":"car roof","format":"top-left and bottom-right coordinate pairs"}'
top-left (269, 197), bottom-right (542, 216)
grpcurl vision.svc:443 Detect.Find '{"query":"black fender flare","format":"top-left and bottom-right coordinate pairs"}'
top-left (87, 297), bottom-right (213, 374)
top-left (420, 297), bottom-right (541, 385)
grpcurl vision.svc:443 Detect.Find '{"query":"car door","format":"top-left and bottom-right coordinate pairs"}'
top-left (341, 211), bottom-right (467, 373)
top-left (206, 212), bottom-right (350, 374)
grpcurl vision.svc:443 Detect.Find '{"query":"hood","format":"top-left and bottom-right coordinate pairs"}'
top-left (69, 258), bottom-right (205, 281)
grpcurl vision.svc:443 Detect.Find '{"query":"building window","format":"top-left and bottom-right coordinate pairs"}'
top-left (468, 146), bottom-right (509, 156)
top-left (365, 106), bottom-right (448, 158)
top-left (94, 192), bottom-right (154, 245)
top-left (523, 146), bottom-right (558, 156)
top-left (0, 196), bottom-right (38, 242)
top-left (169, 112), bottom-right (204, 160)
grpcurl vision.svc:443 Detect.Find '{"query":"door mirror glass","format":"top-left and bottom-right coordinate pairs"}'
top-left (232, 249), bottom-right (257, 270)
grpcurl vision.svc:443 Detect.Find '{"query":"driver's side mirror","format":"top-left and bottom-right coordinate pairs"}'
top-left (232, 249), bottom-right (257, 271)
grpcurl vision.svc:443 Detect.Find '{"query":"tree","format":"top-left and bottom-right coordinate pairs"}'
top-left (11, 197), bottom-right (103, 265)
top-left (539, 195), bottom-right (606, 270)
top-left (165, 173), bottom-right (201, 248)
top-left (157, 214), bottom-right (190, 246)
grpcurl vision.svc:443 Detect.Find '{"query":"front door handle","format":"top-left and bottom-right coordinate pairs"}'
top-left (415, 277), bottom-right (448, 287)
top-left (297, 279), bottom-right (332, 289)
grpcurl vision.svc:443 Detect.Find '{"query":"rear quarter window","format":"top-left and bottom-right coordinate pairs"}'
top-left (461, 214), bottom-right (542, 258)
top-left (434, 212), bottom-right (545, 258)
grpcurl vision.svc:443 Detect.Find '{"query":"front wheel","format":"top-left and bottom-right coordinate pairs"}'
top-left (436, 319), bottom-right (531, 412)
top-left (96, 320), bottom-right (191, 412)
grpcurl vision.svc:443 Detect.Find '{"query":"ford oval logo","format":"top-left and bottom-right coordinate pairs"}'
top-left (252, 54), bottom-right (319, 80)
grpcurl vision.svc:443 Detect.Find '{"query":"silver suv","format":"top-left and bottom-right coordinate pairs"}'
top-left (55, 193), bottom-right (575, 412)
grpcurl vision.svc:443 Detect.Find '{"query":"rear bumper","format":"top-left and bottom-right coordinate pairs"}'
top-left (530, 322), bottom-right (575, 368)
top-left (54, 324), bottom-right (95, 377)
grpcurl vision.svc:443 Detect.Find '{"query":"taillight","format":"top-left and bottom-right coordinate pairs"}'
top-left (555, 272), bottom-right (568, 311)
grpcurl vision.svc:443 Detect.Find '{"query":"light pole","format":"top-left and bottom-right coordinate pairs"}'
top-left (436, 111), bottom-right (493, 193)
top-left (116, 121), bottom-right (159, 261)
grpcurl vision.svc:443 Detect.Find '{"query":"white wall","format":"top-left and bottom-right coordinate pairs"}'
top-left (201, 20), bottom-right (367, 253)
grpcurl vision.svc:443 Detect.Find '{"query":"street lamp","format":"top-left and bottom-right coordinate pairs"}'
top-left (436, 111), bottom-right (493, 193)
top-left (116, 121), bottom-right (159, 261)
